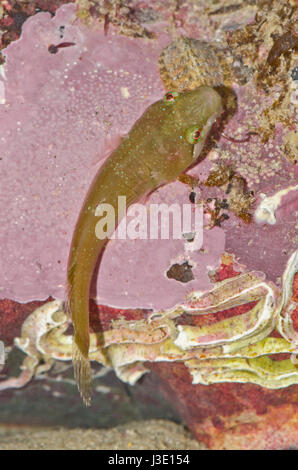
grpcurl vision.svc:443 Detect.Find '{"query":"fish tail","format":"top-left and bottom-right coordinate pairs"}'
top-left (72, 339), bottom-right (91, 406)
top-left (67, 262), bottom-right (92, 405)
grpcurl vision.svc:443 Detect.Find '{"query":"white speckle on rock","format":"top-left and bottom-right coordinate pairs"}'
top-left (121, 87), bottom-right (130, 99)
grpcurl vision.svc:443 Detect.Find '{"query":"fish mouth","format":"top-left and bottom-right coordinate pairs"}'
top-left (192, 111), bottom-right (221, 160)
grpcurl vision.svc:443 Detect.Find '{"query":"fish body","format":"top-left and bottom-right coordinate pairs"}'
top-left (67, 86), bottom-right (223, 404)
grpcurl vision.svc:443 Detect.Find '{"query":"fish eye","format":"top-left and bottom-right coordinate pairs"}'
top-left (185, 126), bottom-right (204, 144)
top-left (163, 91), bottom-right (179, 105)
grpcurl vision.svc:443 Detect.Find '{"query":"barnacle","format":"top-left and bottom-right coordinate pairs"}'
top-left (158, 37), bottom-right (230, 92)
top-left (158, 32), bottom-right (255, 96)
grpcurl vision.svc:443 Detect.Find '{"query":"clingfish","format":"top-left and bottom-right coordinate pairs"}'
top-left (67, 86), bottom-right (223, 404)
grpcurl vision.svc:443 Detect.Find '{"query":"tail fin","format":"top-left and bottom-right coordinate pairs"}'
top-left (72, 340), bottom-right (92, 406)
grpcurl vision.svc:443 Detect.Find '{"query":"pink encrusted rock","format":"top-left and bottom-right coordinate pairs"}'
top-left (0, 3), bottom-right (227, 309)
